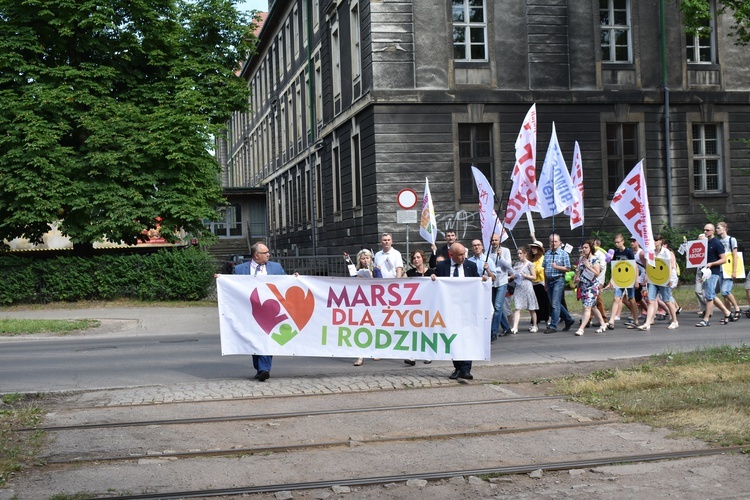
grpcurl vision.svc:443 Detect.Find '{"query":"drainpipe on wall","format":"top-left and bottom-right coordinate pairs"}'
top-left (660, 0), bottom-right (673, 226)
top-left (306, 0), bottom-right (318, 256)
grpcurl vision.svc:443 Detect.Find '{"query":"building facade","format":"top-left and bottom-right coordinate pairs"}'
top-left (216, 0), bottom-right (750, 257)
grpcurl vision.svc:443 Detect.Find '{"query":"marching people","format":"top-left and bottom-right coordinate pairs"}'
top-left (488, 232), bottom-right (514, 339)
top-left (529, 240), bottom-right (550, 327)
top-left (353, 249), bottom-right (382, 366)
top-left (694, 234), bottom-right (709, 316)
top-left (543, 233), bottom-right (575, 333)
top-left (636, 235), bottom-right (678, 331)
top-left (697, 223), bottom-right (732, 327)
top-left (431, 242), bottom-right (488, 381)
top-left (510, 246), bottom-right (538, 334)
top-left (605, 234), bottom-right (640, 330)
top-left (429, 229), bottom-right (457, 267)
top-left (233, 242), bottom-right (289, 382)
top-left (573, 241), bottom-right (607, 336)
top-left (716, 222), bottom-right (741, 321)
top-left (405, 249), bottom-right (435, 365)
top-left (374, 232), bottom-right (404, 278)
top-left (591, 237), bottom-right (609, 326)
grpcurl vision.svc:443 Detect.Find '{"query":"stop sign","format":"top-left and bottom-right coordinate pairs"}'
top-left (687, 240), bottom-right (707, 268)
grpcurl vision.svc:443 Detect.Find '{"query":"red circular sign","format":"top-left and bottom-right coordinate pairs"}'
top-left (688, 241), bottom-right (706, 267)
top-left (396, 188), bottom-right (418, 209)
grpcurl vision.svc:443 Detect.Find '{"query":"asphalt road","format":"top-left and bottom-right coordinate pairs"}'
top-left (1, 305), bottom-right (749, 394)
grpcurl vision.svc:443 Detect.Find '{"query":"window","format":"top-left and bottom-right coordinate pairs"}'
top-left (351, 132), bottom-right (362, 208)
top-left (285, 20), bottom-right (292, 70)
top-left (458, 124), bottom-right (492, 200)
top-left (605, 123), bottom-right (638, 196)
top-left (331, 20), bottom-right (342, 114)
top-left (293, 6), bottom-right (300, 57)
top-left (207, 205), bottom-right (243, 238)
top-left (452, 0), bottom-right (487, 61)
top-left (315, 154), bottom-right (323, 220)
top-left (350, 2), bottom-right (362, 92)
top-left (313, 0), bottom-right (319, 31)
top-left (332, 137), bottom-right (342, 213)
top-left (314, 59), bottom-right (323, 127)
top-left (686, 11), bottom-right (714, 63)
top-left (692, 124), bottom-right (722, 193)
top-left (600, 0), bottom-right (631, 63)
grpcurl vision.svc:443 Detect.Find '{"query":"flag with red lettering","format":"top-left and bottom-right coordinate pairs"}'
top-left (471, 166), bottom-right (504, 250)
top-left (610, 161), bottom-right (656, 266)
top-left (536, 123), bottom-right (579, 218)
top-left (503, 104), bottom-right (537, 230)
top-left (419, 178), bottom-right (438, 245)
top-left (563, 141), bottom-right (584, 229)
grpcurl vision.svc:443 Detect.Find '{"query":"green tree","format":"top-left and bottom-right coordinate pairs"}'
top-left (680, 0), bottom-right (750, 45)
top-left (0, 0), bottom-right (256, 248)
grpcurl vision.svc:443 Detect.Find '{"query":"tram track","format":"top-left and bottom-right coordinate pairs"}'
top-left (86, 446), bottom-right (747, 500)
top-left (18, 394), bottom-right (565, 432)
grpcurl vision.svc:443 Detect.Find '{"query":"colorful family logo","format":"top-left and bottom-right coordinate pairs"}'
top-left (249, 284), bottom-right (315, 346)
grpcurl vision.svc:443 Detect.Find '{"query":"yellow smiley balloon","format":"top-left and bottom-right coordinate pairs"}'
top-left (611, 260), bottom-right (636, 288)
top-left (646, 258), bottom-right (671, 286)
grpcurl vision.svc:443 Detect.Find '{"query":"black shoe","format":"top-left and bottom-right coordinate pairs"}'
top-left (256, 370), bottom-right (270, 382)
top-left (490, 334), bottom-right (498, 342)
top-left (458, 372), bottom-right (473, 380)
top-left (544, 327), bottom-right (557, 334)
top-left (502, 329), bottom-right (512, 336)
top-left (404, 359), bottom-right (416, 366)
top-left (562, 320), bottom-right (575, 332)
top-left (449, 370), bottom-right (460, 380)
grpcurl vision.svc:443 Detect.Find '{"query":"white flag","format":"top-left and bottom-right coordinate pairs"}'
top-left (471, 166), bottom-right (503, 251)
top-left (503, 104), bottom-right (538, 229)
top-left (536, 123), bottom-right (579, 218)
top-left (564, 141), bottom-right (584, 229)
top-left (419, 178), bottom-right (438, 245)
top-left (610, 161), bottom-right (656, 266)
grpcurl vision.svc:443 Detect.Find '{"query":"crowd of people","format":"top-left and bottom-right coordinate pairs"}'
top-left (231, 223), bottom-right (748, 382)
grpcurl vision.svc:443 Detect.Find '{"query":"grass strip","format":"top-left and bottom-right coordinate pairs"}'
top-left (554, 345), bottom-right (750, 446)
top-left (0, 318), bottom-right (100, 336)
top-left (0, 394), bottom-right (46, 487)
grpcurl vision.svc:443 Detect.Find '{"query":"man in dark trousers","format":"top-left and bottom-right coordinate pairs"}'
top-left (234, 242), bottom-right (287, 381)
top-left (432, 242), bottom-right (487, 381)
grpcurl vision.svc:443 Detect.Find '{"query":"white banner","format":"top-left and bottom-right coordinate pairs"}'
top-left (610, 161), bottom-right (656, 266)
top-left (218, 275), bottom-right (492, 361)
top-left (536, 123), bottom-right (579, 218)
top-left (419, 177), bottom-right (438, 245)
top-left (471, 166), bottom-right (504, 250)
top-left (564, 141), bottom-right (584, 229)
top-left (504, 104), bottom-right (538, 229)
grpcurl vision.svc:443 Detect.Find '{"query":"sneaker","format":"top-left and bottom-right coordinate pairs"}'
top-left (529, 326), bottom-right (538, 333)
top-left (668, 322), bottom-right (679, 330)
top-left (614, 316), bottom-right (621, 321)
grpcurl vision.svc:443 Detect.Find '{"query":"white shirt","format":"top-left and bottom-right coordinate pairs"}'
top-left (374, 248), bottom-right (404, 278)
top-left (251, 262), bottom-right (266, 276)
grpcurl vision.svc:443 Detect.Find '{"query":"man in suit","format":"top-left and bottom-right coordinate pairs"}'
top-left (234, 242), bottom-right (286, 382)
top-left (432, 242), bottom-right (487, 381)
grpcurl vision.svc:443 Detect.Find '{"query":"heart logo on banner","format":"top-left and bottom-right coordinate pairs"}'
top-left (249, 288), bottom-right (288, 334)
top-left (267, 284), bottom-right (315, 330)
top-left (271, 323), bottom-right (298, 346)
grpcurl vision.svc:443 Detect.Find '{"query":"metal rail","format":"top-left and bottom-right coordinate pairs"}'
top-left (45, 419), bottom-right (612, 464)
top-left (19, 395), bottom-right (564, 432)
top-left (88, 446), bottom-right (747, 500)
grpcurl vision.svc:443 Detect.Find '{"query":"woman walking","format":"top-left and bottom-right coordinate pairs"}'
top-left (510, 246), bottom-right (539, 334)
top-left (529, 241), bottom-right (549, 327)
top-left (573, 241), bottom-right (607, 336)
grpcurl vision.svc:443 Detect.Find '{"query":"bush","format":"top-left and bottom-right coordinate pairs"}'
top-left (0, 248), bottom-right (216, 305)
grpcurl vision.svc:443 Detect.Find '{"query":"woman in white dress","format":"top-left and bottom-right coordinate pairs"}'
top-left (510, 246), bottom-right (539, 334)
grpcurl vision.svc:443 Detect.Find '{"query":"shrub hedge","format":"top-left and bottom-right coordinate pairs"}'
top-left (0, 247), bottom-right (216, 305)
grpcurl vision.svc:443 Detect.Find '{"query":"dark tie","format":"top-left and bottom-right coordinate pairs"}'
top-left (452, 265), bottom-right (459, 277)
top-left (254, 265), bottom-right (261, 276)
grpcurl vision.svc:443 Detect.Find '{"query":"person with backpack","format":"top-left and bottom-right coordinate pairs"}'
top-left (716, 222), bottom-right (741, 322)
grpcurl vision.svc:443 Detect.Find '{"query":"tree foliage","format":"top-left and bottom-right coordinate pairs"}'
top-left (0, 0), bottom-right (257, 245)
top-left (680, 0), bottom-right (750, 45)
